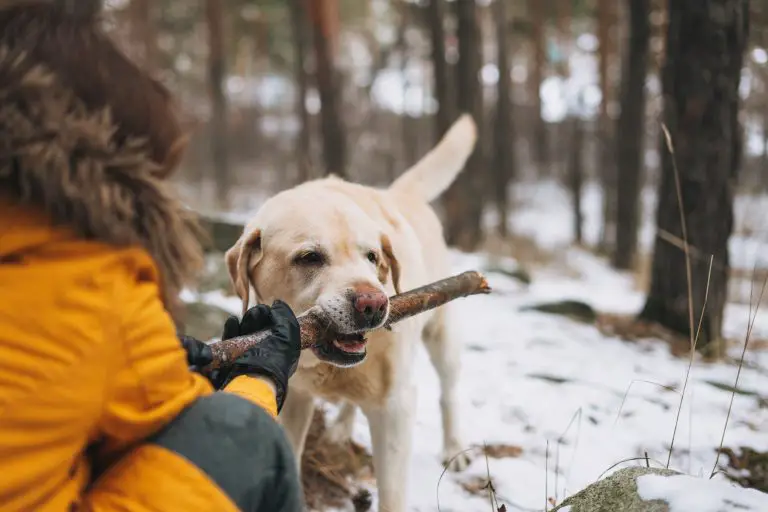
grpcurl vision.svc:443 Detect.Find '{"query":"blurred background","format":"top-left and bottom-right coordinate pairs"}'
top-left (96, 1), bottom-right (768, 510)
top-left (99, 0), bottom-right (768, 259)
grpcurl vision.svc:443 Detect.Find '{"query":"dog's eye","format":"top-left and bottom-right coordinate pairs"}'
top-left (294, 251), bottom-right (325, 266)
top-left (366, 251), bottom-right (378, 264)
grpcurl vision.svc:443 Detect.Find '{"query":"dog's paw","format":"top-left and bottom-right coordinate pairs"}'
top-left (442, 448), bottom-right (472, 472)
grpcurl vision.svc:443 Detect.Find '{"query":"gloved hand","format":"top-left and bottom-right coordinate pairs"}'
top-left (213, 300), bottom-right (301, 413)
top-left (179, 335), bottom-right (214, 372)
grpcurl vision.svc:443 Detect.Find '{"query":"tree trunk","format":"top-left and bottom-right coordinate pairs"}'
top-left (397, 3), bottom-right (417, 168)
top-left (427, 0), bottom-right (454, 141)
top-left (529, 0), bottom-right (548, 173)
top-left (597, 0), bottom-right (617, 252)
top-left (443, 0), bottom-right (484, 250)
top-left (289, 0), bottom-right (312, 183)
top-left (307, 0), bottom-right (347, 177)
top-left (639, 0), bottom-right (748, 356)
top-left (494, 0), bottom-right (515, 237)
top-left (205, 0), bottom-right (230, 209)
top-left (129, 0), bottom-right (156, 72)
top-left (568, 115), bottom-right (585, 244)
top-left (612, 0), bottom-right (651, 270)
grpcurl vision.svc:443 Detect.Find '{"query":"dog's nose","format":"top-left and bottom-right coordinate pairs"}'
top-left (352, 290), bottom-right (388, 327)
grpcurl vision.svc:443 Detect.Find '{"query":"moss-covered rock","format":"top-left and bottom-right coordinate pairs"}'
top-left (179, 301), bottom-right (232, 341)
top-left (551, 467), bottom-right (679, 512)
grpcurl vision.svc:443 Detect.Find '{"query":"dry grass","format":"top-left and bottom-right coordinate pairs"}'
top-left (301, 410), bottom-right (374, 511)
top-left (597, 313), bottom-right (696, 358)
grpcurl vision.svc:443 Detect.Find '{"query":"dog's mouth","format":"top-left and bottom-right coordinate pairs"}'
top-left (311, 332), bottom-right (368, 368)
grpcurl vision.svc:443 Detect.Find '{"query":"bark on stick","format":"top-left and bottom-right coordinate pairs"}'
top-left (205, 270), bottom-right (491, 370)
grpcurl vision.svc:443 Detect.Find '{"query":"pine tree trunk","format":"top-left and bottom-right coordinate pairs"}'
top-left (427, 0), bottom-right (454, 141)
top-left (205, 0), bottom-right (230, 209)
top-left (529, 0), bottom-right (548, 173)
top-left (612, 0), bottom-right (651, 270)
top-left (307, 0), bottom-right (347, 178)
top-left (639, 0), bottom-right (748, 356)
top-left (494, 0), bottom-right (514, 237)
top-left (289, 0), bottom-right (312, 183)
top-left (568, 115), bottom-right (585, 244)
top-left (597, 0), bottom-right (617, 252)
top-left (443, 0), bottom-right (484, 250)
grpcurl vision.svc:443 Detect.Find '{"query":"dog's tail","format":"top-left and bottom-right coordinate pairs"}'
top-left (389, 114), bottom-right (477, 202)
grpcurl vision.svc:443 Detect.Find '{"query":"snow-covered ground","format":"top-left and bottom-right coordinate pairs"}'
top-left (334, 183), bottom-right (768, 511)
top-left (313, 244), bottom-right (766, 511)
top-left (196, 181), bottom-right (768, 511)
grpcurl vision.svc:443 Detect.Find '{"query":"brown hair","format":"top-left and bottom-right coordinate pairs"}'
top-left (0, 0), bottom-right (187, 175)
top-left (0, 0), bottom-right (203, 319)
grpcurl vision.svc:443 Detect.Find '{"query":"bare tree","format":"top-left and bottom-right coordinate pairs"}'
top-left (443, 0), bottom-right (484, 250)
top-left (529, 0), bottom-right (548, 173)
top-left (307, 0), bottom-right (347, 178)
top-left (597, 0), bottom-right (617, 252)
top-left (494, 0), bottom-right (515, 237)
top-left (612, 0), bottom-right (651, 270)
top-left (639, 0), bottom-right (749, 355)
top-left (427, 0), bottom-right (454, 141)
top-left (568, 114), bottom-right (585, 244)
top-left (205, 0), bottom-right (230, 208)
top-left (289, 0), bottom-right (312, 183)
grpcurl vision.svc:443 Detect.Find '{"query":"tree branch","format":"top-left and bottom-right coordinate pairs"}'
top-left (204, 270), bottom-right (491, 370)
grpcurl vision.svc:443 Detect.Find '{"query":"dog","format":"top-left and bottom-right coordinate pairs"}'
top-left (225, 114), bottom-right (477, 511)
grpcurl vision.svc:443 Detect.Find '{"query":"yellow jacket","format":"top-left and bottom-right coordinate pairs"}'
top-left (0, 199), bottom-right (279, 511)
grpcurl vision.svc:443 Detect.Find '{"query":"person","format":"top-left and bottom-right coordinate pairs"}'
top-left (0, 1), bottom-right (303, 511)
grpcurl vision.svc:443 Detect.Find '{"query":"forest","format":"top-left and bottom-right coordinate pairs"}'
top-left (103, 0), bottom-right (768, 510)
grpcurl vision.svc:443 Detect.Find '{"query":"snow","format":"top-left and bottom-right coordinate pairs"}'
top-left (322, 183), bottom-right (768, 511)
top-left (637, 473), bottom-right (768, 511)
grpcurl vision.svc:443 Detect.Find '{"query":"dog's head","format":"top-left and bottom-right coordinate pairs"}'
top-left (225, 186), bottom-right (401, 368)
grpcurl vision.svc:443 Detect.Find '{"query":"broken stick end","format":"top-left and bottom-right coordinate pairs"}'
top-left (477, 272), bottom-right (492, 294)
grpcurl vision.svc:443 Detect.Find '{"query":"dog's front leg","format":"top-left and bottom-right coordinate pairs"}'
top-left (362, 384), bottom-right (417, 512)
top-left (278, 388), bottom-right (316, 474)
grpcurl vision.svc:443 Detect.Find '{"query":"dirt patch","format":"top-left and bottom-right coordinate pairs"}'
top-left (596, 313), bottom-right (694, 357)
top-left (301, 410), bottom-right (374, 511)
top-left (479, 443), bottom-right (524, 459)
top-left (597, 313), bottom-right (768, 360)
top-left (717, 447), bottom-right (768, 493)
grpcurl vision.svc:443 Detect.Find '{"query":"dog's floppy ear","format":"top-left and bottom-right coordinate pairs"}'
top-left (380, 233), bottom-right (402, 294)
top-left (225, 228), bottom-right (263, 315)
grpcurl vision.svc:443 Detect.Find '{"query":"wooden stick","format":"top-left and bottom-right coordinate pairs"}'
top-left (204, 270), bottom-right (491, 370)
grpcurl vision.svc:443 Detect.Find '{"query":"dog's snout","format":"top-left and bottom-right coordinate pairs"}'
top-left (352, 289), bottom-right (388, 328)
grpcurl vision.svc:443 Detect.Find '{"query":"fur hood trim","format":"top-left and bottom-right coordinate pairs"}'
top-left (0, 46), bottom-right (204, 303)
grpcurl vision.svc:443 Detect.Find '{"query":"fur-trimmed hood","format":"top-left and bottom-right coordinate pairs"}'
top-left (0, 46), bottom-right (203, 303)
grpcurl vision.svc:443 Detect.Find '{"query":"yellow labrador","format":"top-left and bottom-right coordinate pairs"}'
top-left (226, 115), bottom-right (477, 511)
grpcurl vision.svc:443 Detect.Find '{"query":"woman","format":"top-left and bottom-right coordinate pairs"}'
top-left (0, 1), bottom-right (302, 511)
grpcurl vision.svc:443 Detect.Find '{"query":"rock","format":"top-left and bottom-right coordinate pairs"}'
top-left (197, 214), bottom-right (244, 254)
top-left (552, 466), bottom-right (768, 512)
top-left (179, 301), bottom-right (232, 341)
top-left (196, 253), bottom-right (235, 294)
top-left (551, 467), bottom-right (678, 512)
top-left (521, 299), bottom-right (597, 323)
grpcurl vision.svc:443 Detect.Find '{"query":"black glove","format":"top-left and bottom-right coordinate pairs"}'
top-left (213, 300), bottom-right (301, 413)
top-left (179, 335), bottom-right (214, 372)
